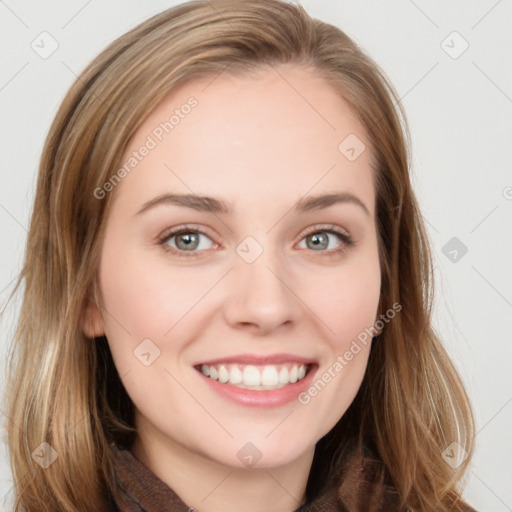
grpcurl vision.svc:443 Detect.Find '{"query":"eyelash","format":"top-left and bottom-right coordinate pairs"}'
top-left (157, 224), bottom-right (355, 259)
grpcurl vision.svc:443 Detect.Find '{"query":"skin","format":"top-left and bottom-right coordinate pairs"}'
top-left (84, 64), bottom-right (381, 512)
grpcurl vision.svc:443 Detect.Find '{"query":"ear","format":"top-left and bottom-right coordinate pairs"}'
top-left (81, 290), bottom-right (105, 339)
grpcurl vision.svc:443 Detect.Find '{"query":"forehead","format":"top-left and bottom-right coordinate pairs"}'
top-left (113, 64), bottom-right (375, 215)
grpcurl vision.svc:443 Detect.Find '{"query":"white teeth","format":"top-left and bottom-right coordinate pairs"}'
top-left (218, 365), bottom-right (229, 383)
top-left (261, 366), bottom-right (279, 386)
top-left (243, 365), bottom-right (261, 386)
top-left (199, 362), bottom-right (309, 390)
top-left (229, 366), bottom-right (243, 384)
top-left (209, 366), bottom-right (219, 380)
top-left (289, 364), bottom-right (298, 384)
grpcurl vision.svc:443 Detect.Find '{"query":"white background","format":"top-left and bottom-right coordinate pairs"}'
top-left (1, 1), bottom-right (511, 510)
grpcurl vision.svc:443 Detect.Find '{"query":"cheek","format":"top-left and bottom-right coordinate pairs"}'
top-left (97, 245), bottom-right (217, 345)
top-left (293, 249), bottom-right (380, 425)
top-left (302, 253), bottom-right (381, 349)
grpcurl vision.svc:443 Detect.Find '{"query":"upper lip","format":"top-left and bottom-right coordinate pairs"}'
top-left (195, 353), bottom-right (317, 366)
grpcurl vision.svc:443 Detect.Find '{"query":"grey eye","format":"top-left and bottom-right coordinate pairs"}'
top-left (299, 232), bottom-right (343, 251)
top-left (167, 231), bottom-right (214, 251)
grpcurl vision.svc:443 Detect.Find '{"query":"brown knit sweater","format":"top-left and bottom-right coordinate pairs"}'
top-left (108, 444), bottom-right (476, 512)
top-left (109, 445), bottom-right (344, 511)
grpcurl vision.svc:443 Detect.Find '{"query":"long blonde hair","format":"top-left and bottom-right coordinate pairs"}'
top-left (3, 1), bottom-right (474, 510)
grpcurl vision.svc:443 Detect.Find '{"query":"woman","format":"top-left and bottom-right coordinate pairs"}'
top-left (3, 1), bottom-right (475, 510)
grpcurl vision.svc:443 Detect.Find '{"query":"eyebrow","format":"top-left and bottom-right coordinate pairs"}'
top-left (135, 191), bottom-right (370, 217)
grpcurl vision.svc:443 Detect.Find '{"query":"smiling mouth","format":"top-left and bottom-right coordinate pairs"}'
top-left (195, 362), bottom-right (312, 391)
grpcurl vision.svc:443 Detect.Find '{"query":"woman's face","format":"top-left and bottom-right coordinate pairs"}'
top-left (89, 64), bottom-right (381, 469)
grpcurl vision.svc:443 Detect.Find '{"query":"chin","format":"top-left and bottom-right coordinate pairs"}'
top-left (202, 434), bottom-right (314, 470)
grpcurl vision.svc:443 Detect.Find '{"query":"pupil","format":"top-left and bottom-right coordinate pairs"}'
top-left (177, 232), bottom-right (198, 250)
top-left (309, 233), bottom-right (327, 250)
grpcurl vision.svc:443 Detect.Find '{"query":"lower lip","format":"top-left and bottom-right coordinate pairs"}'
top-left (197, 365), bottom-right (318, 408)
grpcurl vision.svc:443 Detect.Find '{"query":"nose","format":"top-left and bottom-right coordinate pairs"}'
top-left (222, 247), bottom-right (302, 336)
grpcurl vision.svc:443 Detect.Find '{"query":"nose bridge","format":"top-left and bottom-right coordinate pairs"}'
top-left (223, 233), bottom-right (301, 332)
